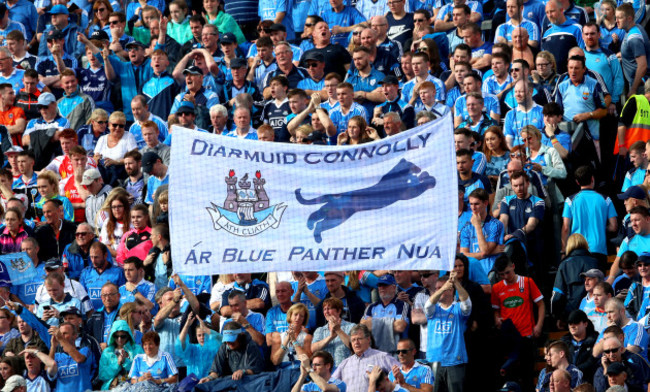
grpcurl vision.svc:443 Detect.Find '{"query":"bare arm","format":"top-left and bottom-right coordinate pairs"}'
top-left (6, 118), bottom-right (26, 135)
top-left (630, 55), bottom-right (647, 97)
top-left (154, 288), bottom-right (182, 329)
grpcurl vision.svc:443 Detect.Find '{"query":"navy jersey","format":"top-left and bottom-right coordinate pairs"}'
top-left (499, 194), bottom-right (545, 235)
top-left (262, 98), bottom-right (292, 142)
top-left (76, 67), bottom-right (111, 104)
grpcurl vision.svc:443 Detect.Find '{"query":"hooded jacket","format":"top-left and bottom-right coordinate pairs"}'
top-left (97, 320), bottom-right (144, 390)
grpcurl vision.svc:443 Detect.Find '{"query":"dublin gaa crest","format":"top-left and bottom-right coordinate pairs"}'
top-left (206, 170), bottom-right (287, 236)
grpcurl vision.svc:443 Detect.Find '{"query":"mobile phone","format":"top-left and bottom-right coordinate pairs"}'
top-left (43, 305), bottom-right (51, 311)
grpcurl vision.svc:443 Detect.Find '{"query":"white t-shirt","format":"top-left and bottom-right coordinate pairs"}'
top-left (95, 133), bottom-right (138, 161)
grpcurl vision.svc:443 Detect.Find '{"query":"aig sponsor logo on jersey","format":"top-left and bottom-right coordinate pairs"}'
top-left (59, 363), bottom-right (80, 378)
top-left (434, 320), bottom-right (453, 334)
top-left (89, 288), bottom-right (102, 299)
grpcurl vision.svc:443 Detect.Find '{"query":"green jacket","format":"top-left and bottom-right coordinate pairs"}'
top-left (97, 320), bottom-right (144, 389)
top-left (167, 17), bottom-right (193, 45)
top-left (207, 11), bottom-right (245, 44)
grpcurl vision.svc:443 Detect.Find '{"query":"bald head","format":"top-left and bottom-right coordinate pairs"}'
top-left (507, 159), bottom-right (523, 171)
top-left (552, 369), bottom-right (571, 384)
top-left (568, 47), bottom-right (585, 58)
top-left (370, 16), bottom-right (389, 39)
top-left (602, 336), bottom-right (623, 351)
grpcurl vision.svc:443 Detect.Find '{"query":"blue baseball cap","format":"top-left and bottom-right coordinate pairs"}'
top-left (377, 274), bottom-right (396, 286)
top-left (176, 101), bottom-right (195, 115)
top-left (222, 328), bottom-right (242, 343)
top-left (617, 185), bottom-right (647, 200)
top-left (49, 4), bottom-right (69, 15)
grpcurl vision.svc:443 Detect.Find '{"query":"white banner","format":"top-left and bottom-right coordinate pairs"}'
top-left (169, 113), bottom-right (457, 275)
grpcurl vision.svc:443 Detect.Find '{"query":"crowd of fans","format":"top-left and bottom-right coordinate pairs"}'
top-left (0, 0), bottom-right (646, 390)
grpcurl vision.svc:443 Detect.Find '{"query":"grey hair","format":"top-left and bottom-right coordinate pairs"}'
top-left (416, 111), bottom-right (436, 123)
top-left (210, 104), bottom-right (228, 117)
top-left (155, 287), bottom-right (173, 304)
top-left (350, 323), bottom-right (373, 339)
top-left (0, 47), bottom-right (11, 59)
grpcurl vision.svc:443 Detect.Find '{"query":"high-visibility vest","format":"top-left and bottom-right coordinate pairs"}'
top-left (615, 94), bottom-right (650, 154)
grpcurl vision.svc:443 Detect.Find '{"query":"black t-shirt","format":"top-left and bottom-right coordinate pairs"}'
top-left (386, 12), bottom-right (414, 47)
top-left (303, 45), bottom-right (352, 80)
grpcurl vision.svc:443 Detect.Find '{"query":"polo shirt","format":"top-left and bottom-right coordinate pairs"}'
top-left (387, 361), bottom-right (434, 387)
top-left (499, 194), bottom-right (545, 234)
top-left (425, 299), bottom-right (471, 365)
top-left (494, 19), bottom-right (540, 44)
top-left (483, 74), bottom-right (513, 97)
top-left (562, 190), bottom-right (617, 255)
top-left (129, 352), bottom-right (178, 380)
top-left (0, 68), bottom-right (25, 94)
top-left (556, 74), bottom-right (606, 140)
top-left (401, 74), bottom-right (446, 103)
top-left (503, 103), bottom-right (545, 146)
top-left (79, 266), bottom-right (126, 310)
top-left (621, 25), bottom-right (650, 87)
top-left (128, 114), bottom-right (169, 149)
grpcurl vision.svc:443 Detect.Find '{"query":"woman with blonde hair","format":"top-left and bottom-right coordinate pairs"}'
top-left (270, 303), bottom-right (312, 367)
top-left (77, 108), bottom-right (109, 156)
top-left (34, 170), bottom-right (74, 221)
top-left (553, 233), bottom-right (600, 320)
top-left (531, 51), bottom-right (559, 93)
top-left (337, 116), bottom-right (377, 145)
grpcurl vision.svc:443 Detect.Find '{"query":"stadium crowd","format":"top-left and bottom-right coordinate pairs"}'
top-left (0, 0), bottom-right (645, 390)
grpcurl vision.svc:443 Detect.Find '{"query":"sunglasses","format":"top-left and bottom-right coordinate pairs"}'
top-left (510, 153), bottom-right (523, 158)
top-left (75, 232), bottom-right (92, 237)
top-left (114, 335), bottom-right (129, 340)
top-left (304, 23), bottom-right (314, 27)
top-left (414, 18), bottom-right (426, 22)
top-left (110, 123), bottom-right (125, 128)
top-left (109, 20), bottom-right (120, 26)
top-left (602, 348), bottom-right (620, 354)
top-left (510, 68), bottom-right (522, 73)
top-left (638, 263), bottom-right (650, 267)
top-left (396, 349), bottom-right (411, 354)
top-left (95, 7), bottom-right (106, 12)
top-left (96, 120), bottom-right (107, 124)
top-left (352, 31), bottom-right (361, 35)
top-left (306, 62), bottom-right (320, 68)
top-left (178, 112), bottom-right (194, 117)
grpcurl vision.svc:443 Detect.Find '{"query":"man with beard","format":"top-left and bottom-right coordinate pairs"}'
top-left (119, 150), bottom-right (145, 206)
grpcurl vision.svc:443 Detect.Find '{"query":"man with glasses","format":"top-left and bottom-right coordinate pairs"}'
top-left (62, 223), bottom-right (101, 280)
top-left (296, 51), bottom-right (326, 95)
top-left (370, 16), bottom-right (402, 60)
top-left (294, 351), bottom-right (346, 392)
top-left (0, 47), bottom-right (24, 95)
top-left (79, 242), bottom-right (124, 314)
top-left (332, 324), bottom-right (399, 392)
top-left (263, 42), bottom-right (308, 99)
top-left (593, 335), bottom-right (650, 392)
top-left (106, 12), bottom-right (134, 58)
top-left (424, 273), bottom-right (470, 392)
top-left (454, 73), bottom-right (500, 128)
top-left (389, 339), bottom-right (433, 392)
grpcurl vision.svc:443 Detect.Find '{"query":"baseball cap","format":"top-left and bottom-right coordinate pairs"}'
top-left (90, 30), bottom-right (110, 41)
top-left (380, 75), bottom-right (400, 85)
top-left (4, 146), bottom-right (23, 155)
top-left (60, 307), bottom-right (82, 318)
top-left (230, 57), bottom-right (248, 69)
top-left (80, 168), bottom-right (102, 186)
top-left (1, 375), bottom-right (26, 392)
top-left (44, 258), bottom-right (63, 270)
top-left (222, 328), bottom-right (242, 343)
top-left (303, 51), bottom-right (325, 63)
top-left (141, 152), bottom-right (161, 174)
top-left (269, 23), bottom-right (286, 32)
top-left (637, 252), bottom-right (650, 265)
top-left (176, 101), bottom-right (195, 115)
top-left (37, 92), bottom-right (56, 106)
top-left (498, 382), bottom-right (522, 392)
top-left (220, 32), bottom-right (237, 45)
top-left (617, 185), bottom-right (647, 201)
top-left (377, 274), bottom-right (396, 286)
top-left (46, 29), bottom-right (65, 41)
top-left (579, 269), bottom-right (604, 280)
top-left (606, 362), bottom-right (627, 375)
top-left (183, 65), bottom-right (203, 75)
top-left (125, 40), bottom-right (147, 49)
top-left (49, 4), bottom-right (69, 15)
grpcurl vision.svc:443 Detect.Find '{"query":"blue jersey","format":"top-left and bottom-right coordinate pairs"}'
top-left (6, 0), bottom-right (37, 41)
top-left (503, 103), bottom-right (545, 146)
top-left (345, 67), bottom-right (385, 116)
top-left (119, 280), bottom-right (156, 306)
top-left (460, 215), bottom-right (504, 276)
top-left (168, 274), bottom-right (212, 296)
top-left (454, 93), bottom-right (500, 121)
top-left (265, 304), bottom-right (289, 335)
top-left (37, 294), bottom-right (84, 326)
top-left (145, 174), bottom-right (169, 204)
top-left (562, 190), bottom-right (617, 255)
top-left (328, 103), bottom-right (368, 144)
top-left (259, 0), bottom-right (294, 40)
top-left (128, 114), bottom-right (169, 149)
top-left (600, 23), bottom-right (626, 51)
top-left (142, 72), bottom-right (181, 121)
top-left (624, 282), bottom-right (650, 321)
top-left (585, 47), bottom-right (624, 104)
top-left (499, 194), bottom-right (545, 234)
top-left (541, 20), bottom-right (585, 73)
top-left (556, 75), bottom-right (606, 140)
top-left (79, 266), bottom-right (126, 310)
top-left (388, 361), bottom-right (434, 388)
top-left (425, 299), bottom-right (471, 366)
top-left (618, 233), bottom-right (650, 257)
top-left (223, 129), bottom-right (259, 140)
top-left (355, 0), bottom-right (389, 19)
top-left (291, 277), bottom-right (329, 330)
top-left (297, 76), bottom-right (325, 92)
top-left (363, 297), bottom-right (410, 337)
top-left (129, 351), bottom-right (178, 380)
top-left (303, 377), bottom-right (347, 392)
top-left (291, 0), bottom-right (312, 33)
top-left (0, 68), bottom-right (24, 94)
top-left (482, 74), bottom-right (513, 97)
top-left (519, 0), bottom-right (546, 31)
top-left (401, 74), bottom-right (446, 103)
top-left (622, 167), bottom-right (647, 192)
top-left (621, 25), bottom-right (650, 88)
top-left (321, 7), bottom-right (366, 47)
top-left (54, 346), bottom-right (93, 392)
top-left (11, 262), bottom-right (46, 305)
top-left (494, 19), bottom-right (540, 44)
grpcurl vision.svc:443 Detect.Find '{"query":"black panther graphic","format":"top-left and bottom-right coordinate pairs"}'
top-left (295, 158), bottom-right (437, 243)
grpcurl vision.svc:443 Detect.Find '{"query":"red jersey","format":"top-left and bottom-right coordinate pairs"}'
top-left (0, 106), bottom-right (26, 146)
top-left (491, 275), bottom-right (543, 337)
top-left (62, 177), bottom-right (85, 223)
